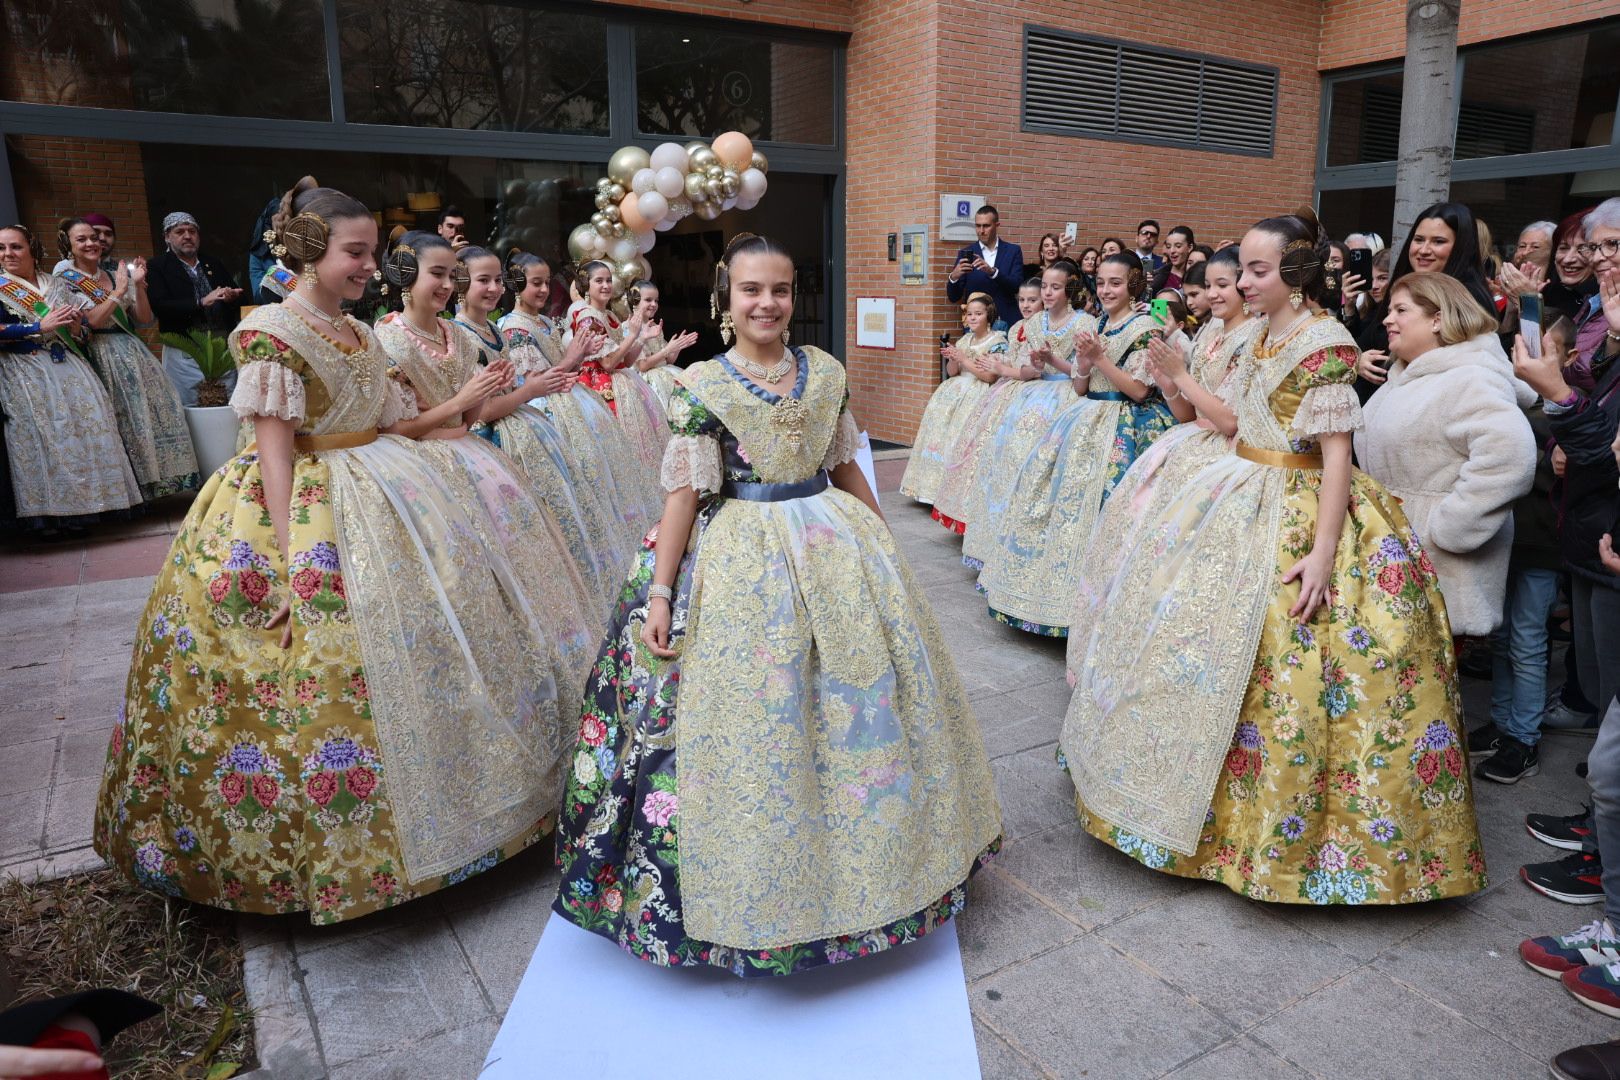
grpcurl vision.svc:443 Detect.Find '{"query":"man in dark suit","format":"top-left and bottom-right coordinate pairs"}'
top-left (946, 205), bottom-right (1023, 328)
top-left (147, 211), bottom-right (243, 404)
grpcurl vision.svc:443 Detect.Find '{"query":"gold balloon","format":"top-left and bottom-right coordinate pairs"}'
top-left (594, 192), bottom-right (611, 210)
top-left (750, 150), bottom-right (769, 174)
top-left (590, 212), bottom-right (609, 233)
top-left (616, 258), bottom-right (641, 281)
top-left (688, 145), bottom-right (718, 171)
top-left (704, 163), bottom-right (724, 180)
top-left (684, 140), bottom-right (711, 160)
top-left (596, 176), bottom-right (614, 191)
top-left (607, 145), bottom-right (651, 187)
top-left (705, 177), bottom-right (725, 200)
top-left (606, 182), bottom-right (626, 204)
top-left (567, 223), bottom-right (597, 264)
top-left (694, 199), bottom-right (724, 221)
top-left (684, 172), bottom-right (709, 202)
top-left (720, 172), bottom-right (740, 199)
top-left (603, 204), bottom-right (621, 224)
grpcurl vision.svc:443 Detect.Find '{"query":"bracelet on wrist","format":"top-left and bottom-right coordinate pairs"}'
top-left (648, 583), bottom-right (673, 603)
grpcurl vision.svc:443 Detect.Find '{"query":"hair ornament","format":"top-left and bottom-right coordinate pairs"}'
top-left (383, 244), bottom-right (419, 289)
top-left (502, 250), bottom-right (528, 294)
top-left (279, 211), bottom-right (329, 264)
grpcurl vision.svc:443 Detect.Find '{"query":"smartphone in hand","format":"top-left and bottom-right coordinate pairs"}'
top-left (1346, 247), bottom-right (1373, 286)
top-left (1520, 294), bottom-right (1542, 358)
top-left (1149, 297), bottom-right (1171, 326)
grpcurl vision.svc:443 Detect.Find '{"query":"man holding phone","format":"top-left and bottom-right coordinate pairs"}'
top-left (946, 205), bottom-right (1024, 327)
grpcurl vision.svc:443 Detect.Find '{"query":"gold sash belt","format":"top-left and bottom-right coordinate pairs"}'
top-left (1235, 443), bottom-right (1323, 470)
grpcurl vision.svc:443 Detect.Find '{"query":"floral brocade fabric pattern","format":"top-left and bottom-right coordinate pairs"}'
top-left (898, 330), bottom-right (1006, 505)
top-left (1063, 314), bottom-right (1485, 904)
top-left (554, 348), bottom-right (1002, 975)
top-left (95, 307), bottom-right (560, 924)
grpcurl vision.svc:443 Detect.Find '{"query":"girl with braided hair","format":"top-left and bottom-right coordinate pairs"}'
top-left (1059, 209), bottom-right (1484, 904)
top-left (552, 232), bottom-right (1000, 977)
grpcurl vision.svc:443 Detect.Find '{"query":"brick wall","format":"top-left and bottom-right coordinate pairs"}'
top-left (844, 0), bottom-right (1324, 444)
top-left (6, 136), bottom-right (154, 263)
top-left (1319, 0), bottom-right (1615, 70)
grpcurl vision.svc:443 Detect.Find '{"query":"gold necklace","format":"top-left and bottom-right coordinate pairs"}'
top-left (730, 347), bottom-right (794, 383)
top-left (289, 291), bottom-right (343, 331)
top-left (403, 313), bottom-right (446, 351)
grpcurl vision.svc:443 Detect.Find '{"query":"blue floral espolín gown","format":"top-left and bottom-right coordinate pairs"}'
top-left (553, 347), bottom-right (1002, 978)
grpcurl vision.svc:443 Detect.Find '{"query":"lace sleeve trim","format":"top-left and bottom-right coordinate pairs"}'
top-left (1290, 382), bottom-right (1364, 437)
top-left (820, 409), bottom-right (861, 470)
top-left (229, 359), bottom-right (305, 421)
top-left (660, 432), bottom-right (724, 496)
top-left (378, 379), bottom-right (421, 428)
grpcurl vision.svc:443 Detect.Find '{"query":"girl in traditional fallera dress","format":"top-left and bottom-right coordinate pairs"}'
top-left (897, 293), bottom-right (1005, 504)
top-left (57, 218), bottom-right (199, 500)
top-left (627, 280), bottom-right (699, 413)
top-left (553, 234), bottom-right (1001, 977)
top-left (0, 224), bottom-right (139, 530)
top-left (979, 253), bottom-right (1175, 635)
top-left (1060, 211), bottom-right (1485, 904)
top-left (95, 183), bottom-right (581, 922)
top-left (959, 265), bottom-right (1093, 570)
top-left (564, 260), bottom-right (669, 474)
top-left (374, 232), bottom-right (599, 692)
top-left (499, 253), bottom-right (662, 541)
top-left (931, 278), bottom-right (1043, 536)
top-left (449, 246), bottom-right (633, 603)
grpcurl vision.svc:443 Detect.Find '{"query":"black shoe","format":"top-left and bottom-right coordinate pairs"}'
top-left (1528, 806), bottom-right (1596, 851)
top-left (1552, 1040), bottom-right (1620, 1080)
top-left (1476, 739), bottom-right (1540, 784)
top-left (1466, 721), bottom-right (1503, 759)
top-left (1522, 851), bottom-right (1605, 905)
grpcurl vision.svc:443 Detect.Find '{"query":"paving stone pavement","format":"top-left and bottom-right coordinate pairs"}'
top-left (2, 489), bottom-right (1609, 1079)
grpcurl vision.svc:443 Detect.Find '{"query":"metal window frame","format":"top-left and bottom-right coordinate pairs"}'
top-left (0, 0), bottom-right (847, 350)
top-left (1314, 18), bottom-right (1620, 205)
top-left (1020, 23), bottom-right (1279, 158)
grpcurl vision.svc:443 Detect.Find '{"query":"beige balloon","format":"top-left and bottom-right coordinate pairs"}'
top-left (607, 145), bottom-right (651, 187)
top-left (694, 200), bottom-right (724, 221)
top-left (750, 150), bottom-right (769, 174)
top-left (684, 172), bottom-right (710, 202)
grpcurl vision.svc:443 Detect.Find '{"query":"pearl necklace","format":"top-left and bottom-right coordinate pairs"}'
top-left (729, 347), bottom-right (794, 384)
top-left (289, 291), bottom-right (343, 332)
top-left (402, 313), bottom-right (446, 351)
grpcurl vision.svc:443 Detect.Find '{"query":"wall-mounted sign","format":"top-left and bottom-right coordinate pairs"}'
top-left (855, 296), bottom-right (896, 350)
top-left (939, 194), bottom-right (986, 242)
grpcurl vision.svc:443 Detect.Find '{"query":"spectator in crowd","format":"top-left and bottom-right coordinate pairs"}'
top-left (146, 211), bottom-right (242, 404)
top-left (1328, 240), bottom-right (1348, 271)
top-left (1099, 237), bottom-right (1125, 258)
top-left (1472, 316), bottom-right (1580, 782)
top-left (1517, 197), bottom-right (1620, 906)
top-left (1355, 201), bottom-right (1497, 365)
top-left (946, 204), bottom-right (1024, 328)
top-left (1516, 220), bottom-right (1558, 276)
top-left (1024, 231), bottom-right (1066, 285)
top-left (245, 195), bottom-right (291, 304)
top-left (1162, 225), bottom-right (1194, 289)
top-left (1188, 243), bottom-right (1214, 268)
top-left (1346, 231), bottom-right (1386, 255)
top-left (437, 205), bottom-right (468, 248)
top-left (1132, 219), bottom-right (1163, 276)
top-left (1543, 209), bottom-right (1599, 324)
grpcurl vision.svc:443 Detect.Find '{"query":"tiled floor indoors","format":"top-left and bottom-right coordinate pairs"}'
top-left (1, 462), bottom-right (1608, 1079)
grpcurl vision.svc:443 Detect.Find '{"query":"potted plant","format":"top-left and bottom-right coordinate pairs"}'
top-left (163, 329), bottom-right (240, 475)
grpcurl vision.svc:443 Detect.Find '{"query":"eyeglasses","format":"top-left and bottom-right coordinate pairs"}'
top-left (1140, 230), bottom-right (1159, 238)
top-left (1575, 239), bottom-right (1620, 258)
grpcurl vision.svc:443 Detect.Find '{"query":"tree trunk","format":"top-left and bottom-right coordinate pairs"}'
top-left (1391, 0), bottom-right (1461, 252)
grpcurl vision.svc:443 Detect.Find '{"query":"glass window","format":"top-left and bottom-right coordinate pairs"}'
top-left (0, 0), bottom-right (330, 120)
top-left (635, 28), bottom-right (836, 145)
top-left (1319, 187), bottom-right (1396, 242)
top-left (1323, 70), bottom-right (1403, 166)
top-left (1452, 173), bottom-right (1620, 262)
top-left (336, 0), bottom-right (609, 133)
top-left (1455, 25), bottom-right (1620, 159)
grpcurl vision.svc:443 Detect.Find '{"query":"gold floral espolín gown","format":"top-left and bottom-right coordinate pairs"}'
top-left (563, 300), bottom-right (669, 476)
top-left (553, 348), bottom-right (1002, 976)
top-left (498, 309), bottom-right (662, 542)
top-left (1061, 313), bottom-right (1486, 904)
top-left (897, 329), bottom-right (1006, 505)
top-left (930, 318), bottom-right (1030, 534)
top-left (95, 305), bottom-right (577, 923)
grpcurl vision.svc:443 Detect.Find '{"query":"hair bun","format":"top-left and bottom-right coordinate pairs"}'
top-left (383, 244), bottom-right (419, 289)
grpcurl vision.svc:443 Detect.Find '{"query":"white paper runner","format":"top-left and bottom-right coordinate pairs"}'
top-left (482, 917), bottom-right (980, 1079)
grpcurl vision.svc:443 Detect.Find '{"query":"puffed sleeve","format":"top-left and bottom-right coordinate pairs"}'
top-left (1120, 331), bottom-right (1158, 383)
top-left (1290, 344), bottom-right (1364, 437)
top-left (659, 383), bottom-right (723, 496)
top-left (377, 378), bottom-right (420, 428)
top-left (820, 388), bottom-right (861, 470)
top-left (229, 330), bottom-right (307, 421)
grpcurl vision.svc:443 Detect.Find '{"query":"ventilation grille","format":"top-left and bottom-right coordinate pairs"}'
top-left (1359, 84), bottom-right (1535, 162)
top-left (1022, 27), bottom-right (1277, 156)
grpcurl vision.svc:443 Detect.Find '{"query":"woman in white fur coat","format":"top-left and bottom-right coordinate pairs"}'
top-left (1354, 271), bottom-right (1535, 636)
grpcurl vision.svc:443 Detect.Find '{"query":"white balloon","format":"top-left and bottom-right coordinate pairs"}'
top-left (610, 236), bottom-right (638, 262)
top-left (739, 167), bottom-right (768, 201)
top-left (722, 196), bottom-right (738, 211)
top-left (735, 193), bottom-right (760, 211)
top-left (637, 191), bottom-right (669, 223)
top-left (589, 230), bottom-right (609, 252)
top-left (654, 166), bottom-right (685, 199)
top-left (631, 168), bottom-right (657, 195)
top-left (637, 229), bottom-right (657, 254)
top-left (653, 216), bottom-right (678, 232)
top-left (649, 142), bottom-right (689, 174)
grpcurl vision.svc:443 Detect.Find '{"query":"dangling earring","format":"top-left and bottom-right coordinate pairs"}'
top-left (780, 327), bottom-right (791, 346)
top-left (301, 264), bottom-right (319, 289)
top-left (719, 312), bottom-right (735, 346)
top-left (1288, 287), bottom-right (1303, 310)
top-left (1241, 300), bottom-right (1252, 316)
top-left (402, 287), bottom-right (413, 308)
